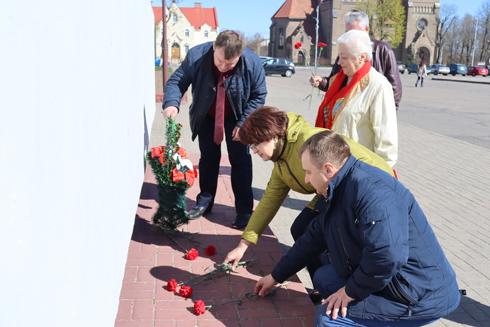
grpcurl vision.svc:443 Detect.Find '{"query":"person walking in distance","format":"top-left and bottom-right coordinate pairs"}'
top-left (415, 59), bottom-right (427, 87)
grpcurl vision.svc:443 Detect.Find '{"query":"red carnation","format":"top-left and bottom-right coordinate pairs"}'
top-left (205, 245), bottom-right (216, 256)
top-left (294, 42), bottom-right (302, 49)
top-left (318, 42), bottom-right (327, 48)
top-left (179, 285), bottom-right (193, 298)
top-left (151, 146), bottom-right (164, 158)
top-left (167, 279), bottom-right (178, 292)
top-left (186, 248), bottom-right (199, 260)
top-left (194, 300), bottom-right (206, 315)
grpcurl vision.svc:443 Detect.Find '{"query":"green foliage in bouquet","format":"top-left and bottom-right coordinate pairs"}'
top-left (145, 118), bottom-right (198, 231)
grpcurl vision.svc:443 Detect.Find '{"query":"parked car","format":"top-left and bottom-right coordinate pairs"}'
top-left (407, 64), bottom-right (418, 74)
top-left (467, 66), bottom-right (488, 76)
top-left (259, 56), bottom-right (272, 61)
top-left (448, 63), bottom-right (467, 76)
top-left (397, 62), bottom-right (406, 74)
top-left (429, 64), bottom-right (450, 75)
top-left (262, 57), bottom-right (295, 77)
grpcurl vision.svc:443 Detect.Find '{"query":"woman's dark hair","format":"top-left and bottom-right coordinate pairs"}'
top-left (419, 59), bottom-right (426, 67)
top-left (238, 106), bottom-right (288, 145)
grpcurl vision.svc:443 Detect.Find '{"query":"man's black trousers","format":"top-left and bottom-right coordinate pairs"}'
top-left (196, 114), bottom-right (253, 216)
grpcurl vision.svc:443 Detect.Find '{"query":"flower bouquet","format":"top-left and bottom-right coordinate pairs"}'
top-left (295, 41), bottom-right (328, 109)
top-left (145, 117), bottom-right (198, 231)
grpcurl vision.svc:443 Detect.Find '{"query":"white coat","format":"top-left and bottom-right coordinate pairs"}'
top-left (329, 67), bottom-right (398, 167)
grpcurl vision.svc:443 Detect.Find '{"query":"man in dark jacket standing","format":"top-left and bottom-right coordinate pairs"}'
top-left (311, 12), bottom-right (402, 111)
top-left (255, 131), bottom-right (460, 326)
top-left (162, 30), bottom-right (267, 229)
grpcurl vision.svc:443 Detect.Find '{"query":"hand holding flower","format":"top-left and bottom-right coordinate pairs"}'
top-left (254, 274), bottom-right (278, 297)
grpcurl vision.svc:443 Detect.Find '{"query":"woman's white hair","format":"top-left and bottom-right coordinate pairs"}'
top-left (337, 29), bottom-right (373, 62)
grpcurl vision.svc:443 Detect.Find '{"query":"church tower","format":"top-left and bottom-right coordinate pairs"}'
top-left (400, 0), bottom-right (440, 65)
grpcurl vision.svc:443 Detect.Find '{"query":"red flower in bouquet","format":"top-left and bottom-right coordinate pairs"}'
top-left (186, 248), bottom-right (199, 260)
top-left (185, 170), bottom-right (195, 187)
top-left (178, 147), bottom-right (187, 158)
top-left (194, 300), bottom-right (206, 315)
top-left (151, 146), bottom-right (165, 158)
top-left (294, 42), bottom-right (302, 49)
top-left (179, 285), bottom-right (193, 298)
top-left (205, 245), bottom-right (216, 256)
top-left (167, 279), bottom-right (178, 292)
top-left (318, 42), bottom-right (327, 48)
top-left (193, 166), bottom-right (199, 178)
top-left (171, 168), bottom-right (185, 182)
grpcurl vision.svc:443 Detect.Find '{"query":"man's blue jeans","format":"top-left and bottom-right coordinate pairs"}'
top-left (313, 264), bottom-right (439, 327)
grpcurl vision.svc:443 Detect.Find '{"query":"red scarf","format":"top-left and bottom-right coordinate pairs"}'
top-left (315, 61), bottom-right (372, 129)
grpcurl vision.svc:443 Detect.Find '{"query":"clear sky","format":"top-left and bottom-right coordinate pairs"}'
top-left (151, 0), bottom-right (486, 38)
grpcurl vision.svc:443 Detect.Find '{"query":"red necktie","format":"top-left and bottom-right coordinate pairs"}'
top-left (214, 73), bottom-right (225, 145)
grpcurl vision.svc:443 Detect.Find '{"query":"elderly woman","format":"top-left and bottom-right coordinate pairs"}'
top-left (223, 106), bottom-right (394, 299)
top-left (314, 30), bottom-right (398, 167)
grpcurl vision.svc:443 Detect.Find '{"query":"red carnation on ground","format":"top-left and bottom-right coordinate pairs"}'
top-left (179, 285), bottom-right (193, 298)
top-left (194, 300), bottom-right (206, 315)
top-left (294, 42), bottom-right (302, 49)
top-left (318, 42), bottom-right (327, 48)
top-left (205, 245), bottom-right (216, 256)
top-left (186, 248), bottom-right (199, 260)
top-left (167, 279), bottom-right (178, 292)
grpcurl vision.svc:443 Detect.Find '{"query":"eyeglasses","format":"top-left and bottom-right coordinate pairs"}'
top-left (249, 143), bottom-right (259, 152)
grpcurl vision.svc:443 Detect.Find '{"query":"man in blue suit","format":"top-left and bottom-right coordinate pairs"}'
top-left (255, 131), bottom-right (460, 326)
top-left (162, 30), bottom-right (267, 229)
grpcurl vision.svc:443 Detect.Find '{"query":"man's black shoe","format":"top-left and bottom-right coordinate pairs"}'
top-left (308, 290), bottom-right (323, 304)
top-left (231, 214), bottom-right (251, 229)
top-left (188, 206), bottom-right (208, 220)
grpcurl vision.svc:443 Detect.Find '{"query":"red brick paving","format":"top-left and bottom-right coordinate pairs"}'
top-left (115, 154), bottom-right (316, 326)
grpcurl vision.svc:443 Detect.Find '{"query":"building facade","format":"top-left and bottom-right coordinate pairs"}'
top-left (153, 2), bottom-right (219, 64)
top-left (270, 0), bottom-right (439, 65)
top-left (269, 0), bottom-right (326, 65)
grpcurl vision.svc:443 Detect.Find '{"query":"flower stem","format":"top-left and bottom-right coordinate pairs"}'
top-left (178, 229), bottom-right (206, 249)
top-left (162, 228), bottom-right (189, 253)
top-left (206, 281), bottom-right (291, 310)
top-left (179, 259), bottom-right (257, 287)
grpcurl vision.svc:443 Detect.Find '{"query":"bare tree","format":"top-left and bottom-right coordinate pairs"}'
top-left (443, 17), bottom-right (460, 64)
top-left (245, 33), bottom-right (265, 55)
top-left (435, 4), bottom-right (458, 64)
top-left (477, 1), bottom-right (490, 62)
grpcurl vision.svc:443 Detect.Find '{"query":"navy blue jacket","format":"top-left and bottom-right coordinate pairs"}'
top-left (162, 42), bottom-right (267, 140)
top-left (272, 156), bottom-right (460, 321)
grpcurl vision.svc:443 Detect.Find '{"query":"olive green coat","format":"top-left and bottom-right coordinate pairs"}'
top-left (241, 112), bottom-right (394, 244)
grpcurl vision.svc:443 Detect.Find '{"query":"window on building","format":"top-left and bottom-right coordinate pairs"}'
top-left (185, 29), bottom-right (189, 37)
top-left (204, 30), bottom-right (209, 38)
top-left (173, 14), bottom-right (178, 23)
top-left (185, 45), bottom-right (189, 54)
top-left (279, 28), bottom-right (284, 49)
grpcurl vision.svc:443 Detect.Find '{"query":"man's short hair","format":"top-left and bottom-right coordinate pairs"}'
top-left (298, 131), bottom-right (351, 168)
top-left (345, 11), bottom-right (369, 29)
top-left (215, 30), bottom-right (244, 59)
top-left (337, 29), bottom-right (373, 62)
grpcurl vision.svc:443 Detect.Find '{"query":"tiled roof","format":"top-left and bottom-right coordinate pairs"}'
top-left (180, 6), bottom-right (219, 30)
top-left (152, 7), bottom-right (164, 25)
top-left (272, 0), bottom-right (318, 19)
